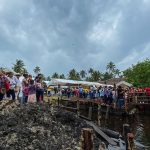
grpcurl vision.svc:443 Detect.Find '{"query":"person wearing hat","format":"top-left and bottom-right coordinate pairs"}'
top-left (15, 73), bottom-right (21, 100)
top-left (0, 71), bottom-right (5, 100)
top-left (0, 71), bottom-right (9, 100)
top-left (7, 72), bottom-right (18, 100)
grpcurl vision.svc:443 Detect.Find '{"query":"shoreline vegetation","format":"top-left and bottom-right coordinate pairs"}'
top-left (1, 58), bottom-right (150, 87)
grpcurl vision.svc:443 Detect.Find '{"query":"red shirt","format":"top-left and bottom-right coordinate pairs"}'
top-left (145, 88), bottom-right (150, 96)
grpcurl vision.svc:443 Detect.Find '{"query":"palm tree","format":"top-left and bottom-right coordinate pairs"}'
top-left (80, 70), bottom-right (87, 79)
top-left (51, 72), bottom-right (59, 78)
top-left (13, 59), bottom-right (25, 74)
top-left (22, 68), bottom-right (28, 74)
top-left (114, 69), bottom-right (121, 77)
top-left (34, 66), bottom-right (41, 75)
top-left (47, 76), bottom-right (51, 81)
top-left (0, 67), bottom-right (5, 72)
top-left (40, 73), bottom-right (46, 80)
top-left (106, 61), bottom-right (116, 74)
top-left (76, 73), bottom-right (81, 80)
top-left (103, 72), bottom-right (113, 80)
top-left (59, 74), bottom-right (65, 79)
top-left (91, 71), bottom-right (102, 82)
top-left (68, 69), bottom-right (80, 80)
top-left (88, 68), bottom-right (94, 74)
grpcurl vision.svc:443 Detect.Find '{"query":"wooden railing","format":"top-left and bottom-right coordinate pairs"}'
top-left (130, 96), bottom-right (150, 104)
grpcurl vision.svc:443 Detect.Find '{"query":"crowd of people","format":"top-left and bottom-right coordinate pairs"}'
top-left (0, 70), bottom-right (45, 103)
top-left (1, 69), bottom-right (150, 109)
top-left (49, 85), bottom-right (150, 109)
top-left (51, 86), bottom-right (125, 108)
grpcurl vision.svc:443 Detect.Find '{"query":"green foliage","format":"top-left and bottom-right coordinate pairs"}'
top-left (123, 59), bottom-right (150, 87)
top-left (34, 66), bottom-right (41, 75)
top-left (90, 70), bottom-right (102, 82)
top-left (88, 68), bottom-right (94, 74)
top-left (106, 61), bottom-right (116, 74)
top-left (47, 76), bottom-right (51, 81)
top-left (102, 72), bottom-right (113, 81)
top-left (10, 59), bottom-right (150, 88)
top-left (59, 74), bottom-right (65, 79)
top-left (22, 68), bottom-right (28, 74)
top-left (51, 72), bottom-right (59, 78)
top-left (12, 59), bottom-right (27, 74)
top-left (40, 74), bottom-right (46, 80)
top-left (68, 69), bottom-right (81, 80)
top-left (80, 70), bottom-right (87, 79)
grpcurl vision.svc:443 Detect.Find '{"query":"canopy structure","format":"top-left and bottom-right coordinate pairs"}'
top-left (116, 81), bottom-right (133, 87)
top-left (51, 78), bottom-right (105, 87)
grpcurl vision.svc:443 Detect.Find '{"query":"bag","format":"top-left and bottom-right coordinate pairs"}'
top-left (28, 94), bottom-right (36, 103)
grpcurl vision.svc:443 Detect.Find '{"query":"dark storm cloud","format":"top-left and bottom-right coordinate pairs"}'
top-left (0, 0), bottom-right (150, 75)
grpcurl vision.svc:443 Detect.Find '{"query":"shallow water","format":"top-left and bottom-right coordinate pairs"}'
top-left (104, 115), bottom-right (150, 149)
top-left (80, 109), bottom-right (150, 149)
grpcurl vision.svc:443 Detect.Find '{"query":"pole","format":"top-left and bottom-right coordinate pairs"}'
top-left (123, 124), bottom-right (130, 150)
top-left (81, 128), bottom-right (93, 150)
top-left (58, 97), bottom-right (60, 108)
top-left (98, 104), bottom-right (101, 126)
top-left (105, 105), bottom-right (110, 120)
top-left (88, 106), bottom-right (92, 120)
top-left (77, 99), bottom-right (80, 117)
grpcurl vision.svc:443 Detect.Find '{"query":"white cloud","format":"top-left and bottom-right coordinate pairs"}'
top-left (0, 0), bottom-right (150, 76)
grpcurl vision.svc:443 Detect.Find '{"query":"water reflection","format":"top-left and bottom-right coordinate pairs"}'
top-left (104, 115), bottom-right (150, 149)
top-left (80, 110), bottom-right (150, 149)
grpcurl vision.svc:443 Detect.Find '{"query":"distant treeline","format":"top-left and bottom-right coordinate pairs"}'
top-left (1, 59), bottom-right (150, 87)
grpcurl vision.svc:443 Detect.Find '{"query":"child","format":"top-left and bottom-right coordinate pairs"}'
top-left (35, 78), bottom-right (44, 102)
top-left (21, 74), bottom-right (29, 104)
top-left (28, 80), bottom-right (36, 103)
top-left (22, 82), bottom-right (29, 104)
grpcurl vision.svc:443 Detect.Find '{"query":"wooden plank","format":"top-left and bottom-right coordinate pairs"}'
top-left (85, 121), bottom-right (117, 146)
top-left (81, 128), bottom-right (93, 150)
top-left (61, 99), bottom-right (77, 103)
top-left (79, 115), bottom-right (92, 121)
top-left (60, 105), bottom-right (77, 110)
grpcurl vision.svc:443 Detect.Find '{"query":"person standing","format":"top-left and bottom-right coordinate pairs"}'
top-left (117, 86), bottom-right (125, 109)
top-left (15, 73), bottom-right (21, 100)
top-left (28, 80), bottom-right (36, 103)
top-left (7, 72), bottom-right (18, 100)
top-left (35, 77), bottom-right (44, 102)
top-left (0, 71), bottom-right (6, 101)
top-left (22, 74), bottom-right (29, 103)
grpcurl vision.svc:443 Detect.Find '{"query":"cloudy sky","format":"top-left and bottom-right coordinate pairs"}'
top-left (0, 0), bottom-right (150, 76)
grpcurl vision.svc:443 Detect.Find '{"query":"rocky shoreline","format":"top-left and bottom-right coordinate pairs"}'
top-left (0, 101), bottom-right (100, 150)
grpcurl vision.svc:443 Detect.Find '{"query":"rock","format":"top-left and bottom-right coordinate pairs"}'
top-left (0, 101), bottom-right (100, 150)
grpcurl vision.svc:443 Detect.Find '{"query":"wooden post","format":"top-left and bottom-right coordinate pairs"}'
top-left (135, 96), bottom-right (137, 103)
top-left (88, 107), bottom-right (92, 120)
top-left (105, 105), bottom-right (110, 120)
top-left (48, 98), bottom-right (51, 104)
top-left (127, 133), bottom-right (135, 150)
top-left (58, 97), bottom-right (60, 107)
top-left (123, 124), bottom-right (131, 150)
top-left (98, 104), bottom-right (101, 126)
top-left (77, 99), bottom-right (80, 116)
top-left (123, 124), bottom-right (130, 138)
top-left (81, 128), bottom-right (93, 150)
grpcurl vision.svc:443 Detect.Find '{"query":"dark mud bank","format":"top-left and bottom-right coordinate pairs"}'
top-left (0, 102), bottom-right (100, 150)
